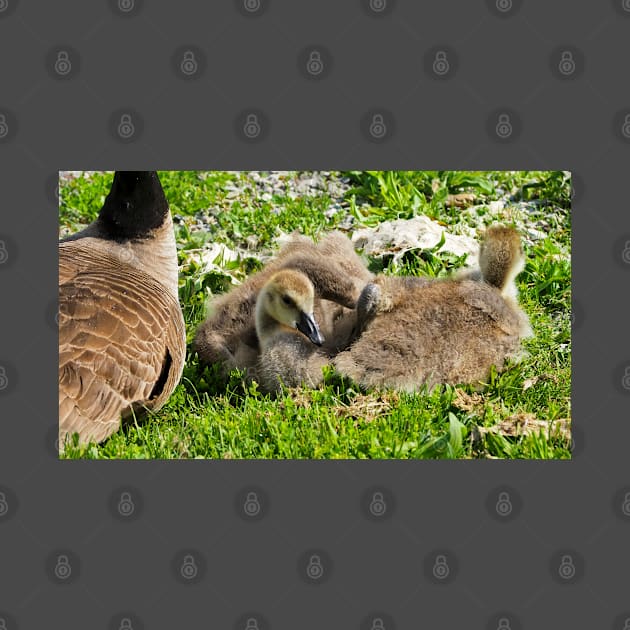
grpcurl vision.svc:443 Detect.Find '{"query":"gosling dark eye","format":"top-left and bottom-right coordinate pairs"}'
top-left (282, 295), bottom-right (294, 307)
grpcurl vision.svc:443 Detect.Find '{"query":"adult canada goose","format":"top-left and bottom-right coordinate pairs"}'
top-left (255, 269), bottom-right (330, 393)
top-left (58, 171), bottom-right (185, 447)
top-left (334, 226), bottom-right (532, 392)
top-left (192, 230), bottom-right (373, 377)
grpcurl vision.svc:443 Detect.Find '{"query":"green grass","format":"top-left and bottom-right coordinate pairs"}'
top-left (59, 170), bottom-right (572, 460)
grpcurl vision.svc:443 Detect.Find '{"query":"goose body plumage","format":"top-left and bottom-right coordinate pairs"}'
top-left (58, 171), bottom-right (185, 447)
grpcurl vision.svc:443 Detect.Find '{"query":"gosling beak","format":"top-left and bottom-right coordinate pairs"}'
top-left (297, 311), bottom-right (324, 346)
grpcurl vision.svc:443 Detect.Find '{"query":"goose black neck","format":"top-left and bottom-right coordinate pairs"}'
top-left (97, 171), bottom-right (169, 241)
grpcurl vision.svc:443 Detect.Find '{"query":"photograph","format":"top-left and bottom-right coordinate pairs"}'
top-left (58, 170), bottom-right (571, 460)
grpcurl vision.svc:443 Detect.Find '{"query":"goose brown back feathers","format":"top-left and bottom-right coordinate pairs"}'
top-left (58, 172), bottom-right (185, 448)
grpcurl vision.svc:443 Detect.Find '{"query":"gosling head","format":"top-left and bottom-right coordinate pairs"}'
top-left (256, 269), bottom-right (325, 347)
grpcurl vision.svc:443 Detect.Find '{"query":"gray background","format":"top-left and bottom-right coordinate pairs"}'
top-left (0, 0), bottom-right (629, 628)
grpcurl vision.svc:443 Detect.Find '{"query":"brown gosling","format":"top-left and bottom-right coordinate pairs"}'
top-left (334, 225), bottom-right (532, 392)
top-left (255, 269), bottom-right (330, 393)
top-left (59, 171), bottom-right (185, 448)
top-left (192, 230), bottom-right (373, 378)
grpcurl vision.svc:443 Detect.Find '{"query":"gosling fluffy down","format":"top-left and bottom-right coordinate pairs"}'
top-left (255, 269), bottom-right (331, 393)
top-left (192, 231), bottom-right (373, 377)
top-left (335, 226), bottom-right (532, 391)
top-left (59, 172), bottom-right (185, 447)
